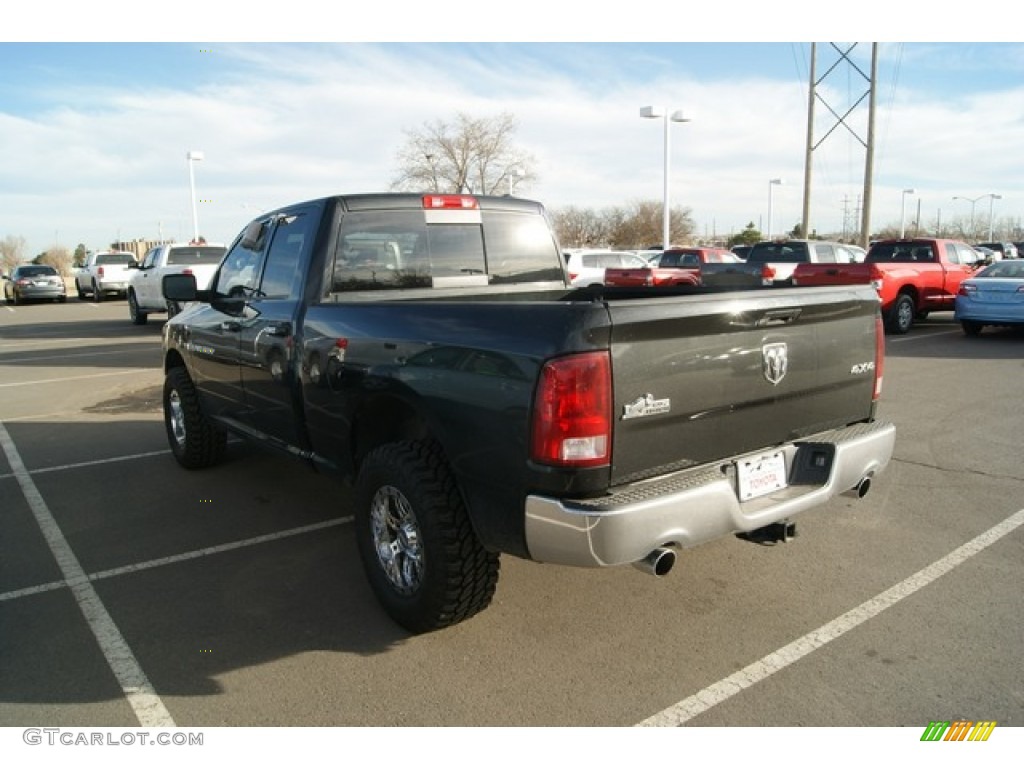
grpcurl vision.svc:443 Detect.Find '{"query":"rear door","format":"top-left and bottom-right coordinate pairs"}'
top-left (605, 287), bottom-right (879, 484)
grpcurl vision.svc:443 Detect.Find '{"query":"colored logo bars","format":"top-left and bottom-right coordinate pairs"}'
top-left (920, 720), bottom-right (997, 742)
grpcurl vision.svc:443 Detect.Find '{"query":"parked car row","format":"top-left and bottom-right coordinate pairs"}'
top-left (8, 233), bottom-right (1022, 339)
top-left (974, 241), bottom-right (1019, 260)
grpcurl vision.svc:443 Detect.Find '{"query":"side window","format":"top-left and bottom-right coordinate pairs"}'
top-left (815, 244), bottom-right (836, 263)
top-left (944, 243), bottom-right (961, 265)
top-left (259, 212), bottom-right (315, 299)
top-left (142, 249), bottom-right (158, 269)
top-left (835, 246), bottom-right (854, 264)
top-left (216, 222), bottom-right (268, 297)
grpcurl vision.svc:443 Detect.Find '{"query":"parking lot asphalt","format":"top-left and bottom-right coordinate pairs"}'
top-left (1, 297), bottom-right (1022, 735)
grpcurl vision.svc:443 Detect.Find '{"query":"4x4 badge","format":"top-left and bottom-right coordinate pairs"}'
top-left (762, 342), bottom-right (788, 385)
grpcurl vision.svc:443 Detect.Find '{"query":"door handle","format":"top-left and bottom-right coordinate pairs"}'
top-left (267, 322), bottom-right (292, 337)
top-left (220, 320), bottom-right (241, 332)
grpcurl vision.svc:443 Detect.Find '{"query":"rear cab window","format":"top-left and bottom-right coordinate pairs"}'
top-left (748, 243), bottom-right (809, 263)
top-left (329, 197), bottom-right (563, 293)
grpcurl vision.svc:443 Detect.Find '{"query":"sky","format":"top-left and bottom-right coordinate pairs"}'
top-left (3, 7), bottom-right (1024, 259)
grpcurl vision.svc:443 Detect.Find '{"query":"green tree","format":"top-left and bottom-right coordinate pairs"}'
top-left (728, 222), bottom-right (762, 247)
top-left (391, 112), bottom-right (536, 196)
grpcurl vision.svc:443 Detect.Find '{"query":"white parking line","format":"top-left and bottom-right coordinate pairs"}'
top-left (636, 506), bottom-right (1024, 726)
top-left (0, 369), bottom-right (144, 388)
top-left (0, 517), bottom-right (352, 603)
top-left (887, 328), bottom-right (960, 343)
top-left (1, 449), bottom-right (171, 480)
top-left (0, 420), bottom-right (176, 727)
top-left (1, 349), bottom-right (154, 364)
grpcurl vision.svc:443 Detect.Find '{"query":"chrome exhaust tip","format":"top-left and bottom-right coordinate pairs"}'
top-left (845, 475), bottom-right (872, 499)
top-left (633, 547), bottom-right (676, 577)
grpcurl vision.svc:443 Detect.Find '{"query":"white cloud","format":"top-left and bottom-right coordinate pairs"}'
top-left (2, 42), bottom-right (1023, 258)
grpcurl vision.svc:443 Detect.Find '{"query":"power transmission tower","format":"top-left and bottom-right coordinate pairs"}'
top-left (801, 43), bottom-right (879, 248)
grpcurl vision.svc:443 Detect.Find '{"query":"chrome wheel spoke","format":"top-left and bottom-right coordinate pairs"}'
top-left (168, 391), bottom-right (186, 447)
top-left (370, 486), bottom-right (423, 593)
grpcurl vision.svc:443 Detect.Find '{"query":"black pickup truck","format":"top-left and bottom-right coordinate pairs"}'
top-left (161, 193), bottom-right (895, 633)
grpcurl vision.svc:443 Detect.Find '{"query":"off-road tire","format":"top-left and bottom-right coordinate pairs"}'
top-left (163, 366), bottom-right (227, 469)
top-left (354, 440), bottom-right (500, 634)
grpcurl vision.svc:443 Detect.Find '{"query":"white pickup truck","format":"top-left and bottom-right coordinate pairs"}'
top-left (75, 251), bottom-right (139, 301)
top-left (127, 242), bottom-right (226, 324)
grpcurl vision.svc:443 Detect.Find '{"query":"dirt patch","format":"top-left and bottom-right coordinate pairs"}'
top-left (83, 383), bottom-right (163, 414)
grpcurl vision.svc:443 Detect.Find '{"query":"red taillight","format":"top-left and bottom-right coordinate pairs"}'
top-left (182, 268), bottom-right (193, 276)
top-left (422, 194), bottom-right (479, 210)
top-left (873, 315), bottom-right (885, 401)
top-left (761, 264), bottom-right (776, 285)
top-left (97, 266), bottom-right (105, 277)
top-left (568, 271), bottom-right (579, 281)
top-left (531, 351), bottom-right (611, 468)
top-left (869, 264), bottom-right (884, 292)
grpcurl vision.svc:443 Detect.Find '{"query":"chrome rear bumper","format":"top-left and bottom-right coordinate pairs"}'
top-left (524, 420), bottom-right (896, 568)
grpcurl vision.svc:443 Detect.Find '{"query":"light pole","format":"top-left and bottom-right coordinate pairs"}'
top-left (767, 179), bottom-right (784, 240)
top-left (952, 193), bottom-right (1000, 242)
top-left (507, 166), bottom-right (525, 196)
top-left (187, 150), bottom-right (204, 242)
top-left (640, 106), bottom-right (690, 250)
top-left (985, 193), bottom-right (1002, 240)
top-left (900, 188), bottom-right (916, 238)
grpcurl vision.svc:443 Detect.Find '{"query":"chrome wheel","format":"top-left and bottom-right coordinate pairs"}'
top-left (369, 485), bottom-right (424, 594)
top-left (167, 388), bottom-right (187, 449)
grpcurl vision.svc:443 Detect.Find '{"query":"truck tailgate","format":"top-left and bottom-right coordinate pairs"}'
top-left (792, 263), bottom-right (873, 286)
top-left (606, 286), bottom-right (880, 484)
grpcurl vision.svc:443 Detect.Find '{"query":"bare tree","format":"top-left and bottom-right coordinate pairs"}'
top-left (1, 234), bottom-right (27, 275)
top-left (37, 246), bottom-right (74, 277)
top-left (551, 206), bottom-right (609, 249)
top-left (391, 112), bottom-right (536, 196)
top-left (605, 200), bottom-right (695, 249)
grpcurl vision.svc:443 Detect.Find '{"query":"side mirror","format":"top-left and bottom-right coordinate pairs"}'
top-left (163, 273), bottom-right (198, 302)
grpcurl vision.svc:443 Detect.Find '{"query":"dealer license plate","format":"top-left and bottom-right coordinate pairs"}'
top-left (736, 451), bottom-right (787, 501)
